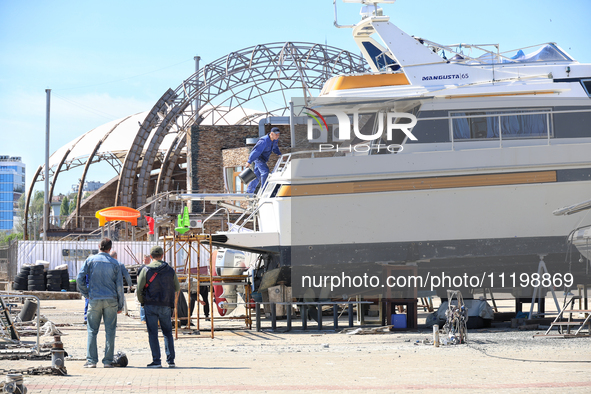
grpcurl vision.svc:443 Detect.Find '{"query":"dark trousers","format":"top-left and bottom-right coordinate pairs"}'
top-left (144, 304), bottom-right (175, 365)
top-left (247, 160), bottom-right (269, 193)
top-left (188, 286), bottom-right (210, 318)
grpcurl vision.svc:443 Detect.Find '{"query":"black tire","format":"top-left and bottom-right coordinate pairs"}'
top-left (30, 267), bottom-right (44, 275)
top-left (28, 279), bottom-right (45, 285)
top-left (28, 285), bottom-right (45, 291)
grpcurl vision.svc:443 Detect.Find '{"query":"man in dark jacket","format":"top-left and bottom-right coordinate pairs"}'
top-left (136, 246), bottom-right (180, 368)
top-left (245, 127), bottom-right (281, 193)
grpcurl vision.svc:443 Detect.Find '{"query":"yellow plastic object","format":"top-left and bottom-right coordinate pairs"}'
top-left (95, 206), bottom-right (141, 227)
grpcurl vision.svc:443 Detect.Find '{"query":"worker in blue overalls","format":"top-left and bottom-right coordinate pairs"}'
top-left (245, 127), bottom-right (282, 194)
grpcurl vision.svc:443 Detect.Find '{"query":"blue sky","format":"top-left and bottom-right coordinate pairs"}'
top-left (1, 0), bottom-right (590, 195)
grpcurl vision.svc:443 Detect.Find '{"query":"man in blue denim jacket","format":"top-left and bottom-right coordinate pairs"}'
top-left (77, 238), bottom-right (124, 368)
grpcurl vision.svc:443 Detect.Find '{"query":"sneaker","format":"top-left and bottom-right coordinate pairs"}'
top-left (83, 362), bottom-right (96, 368)
top-left (103, 364), bottom-right (114, 368)
top-left (168, 363), bottom-right (176, 368)
top-left (147, 362), bottom-right (162, 368)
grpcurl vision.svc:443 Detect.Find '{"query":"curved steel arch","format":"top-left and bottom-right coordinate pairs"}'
top-left (131, 41), bottom-right (369, 208)
top-left (25, 41), bottom-right (369, 236)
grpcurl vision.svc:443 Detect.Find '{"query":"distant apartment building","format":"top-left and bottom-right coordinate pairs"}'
top-left (0, 156), bottom-right (26, 231)
top-left (50, 194), bottom-right (66, 226)
top-left (71, 181), bottom-right (104, 193)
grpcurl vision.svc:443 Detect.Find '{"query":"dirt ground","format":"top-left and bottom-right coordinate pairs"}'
top-left (1, 293), bottom-right (591, 393)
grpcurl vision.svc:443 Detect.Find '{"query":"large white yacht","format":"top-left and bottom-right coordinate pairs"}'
top-left (205, 0), bottom-right (591, 297)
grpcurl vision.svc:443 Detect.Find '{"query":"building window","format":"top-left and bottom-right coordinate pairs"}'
top-left (224, 166), bottom-right (246, 193)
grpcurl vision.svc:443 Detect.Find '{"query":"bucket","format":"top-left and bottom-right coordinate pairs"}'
top-left (239, 168), bottom-right (256, 184)
top-left (391, 314), bottom-right (407, 329)
top-left (18, 299), bottom-right (38, 322)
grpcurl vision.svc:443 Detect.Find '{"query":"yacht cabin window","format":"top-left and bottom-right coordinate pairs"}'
top-left (451, 109), bottom-right (552, 141)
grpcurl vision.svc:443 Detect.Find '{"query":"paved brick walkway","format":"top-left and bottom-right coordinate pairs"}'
top-left (2, 297), bottom-right (590, 393)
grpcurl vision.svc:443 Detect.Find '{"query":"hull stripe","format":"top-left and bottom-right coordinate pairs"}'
top-left (290, 170), bottom-right (557, 197)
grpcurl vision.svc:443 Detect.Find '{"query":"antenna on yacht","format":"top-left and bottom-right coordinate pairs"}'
top-left (334, 0), bottom-right (396, 28)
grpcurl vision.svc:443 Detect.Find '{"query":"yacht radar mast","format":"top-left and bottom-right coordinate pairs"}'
top-left (334, 0), bottom-right (396, 28)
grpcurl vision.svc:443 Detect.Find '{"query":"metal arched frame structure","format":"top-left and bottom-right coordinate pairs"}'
top-left (25, 42), bottom-right (369, 239)
top-left (118, 41), bottom-right (368, 209)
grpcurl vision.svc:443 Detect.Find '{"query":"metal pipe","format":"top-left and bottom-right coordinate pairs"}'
top-left (194, 56), bottom-right (200, 121)
top-left (333, 0), bottom-right (356, 29)
top-left (43, 89), bottom-right (51, 242)
top-left (0, 295), bottom-right (41, 355)
top-left (289, 101), bottom-right (295, 149)
top-left (201, 207), bottom-right (230, 230)
top-left (271, 302), bottom-right (276, 331)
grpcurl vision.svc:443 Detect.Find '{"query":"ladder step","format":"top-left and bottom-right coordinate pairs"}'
top-left (550, 322), bottom-right (584, 326)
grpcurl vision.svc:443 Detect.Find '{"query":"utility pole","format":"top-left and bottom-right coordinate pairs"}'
top-left (188, 56), bottom-right (201, 213)
top-left (194, 55), bottom-right (200, 121)
top-left (43, 89), bottom-right (51, 242)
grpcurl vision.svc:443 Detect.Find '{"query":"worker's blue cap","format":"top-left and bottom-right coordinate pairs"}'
top-left (270, 127), bottom-right (280, 134)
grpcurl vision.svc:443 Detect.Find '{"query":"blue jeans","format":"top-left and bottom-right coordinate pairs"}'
top-left (144, 304), bottom-right (175, 365)
top-left (84, 298), bottom-right (89, 321)
top-left (140, 306), bottom-right (145, 322)
top-left (86, 299), bottom-right (118, 365)
top-left (246, 161), bottom-right (269, 193)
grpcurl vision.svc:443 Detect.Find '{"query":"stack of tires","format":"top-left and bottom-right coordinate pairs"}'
top-left (46, 269), bottom-right (63, 291)
top-left (27, 265), bottom-right (46, 291)
top-left (13, 266), bottom-right (30, 291)
top-left (45, 267), bottom-right (70, 291)
top-left (61, 269), bottom-right (70, 290)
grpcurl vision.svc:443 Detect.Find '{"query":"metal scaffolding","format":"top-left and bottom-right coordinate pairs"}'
top-left (163, 234), bottom-right (252, 339)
